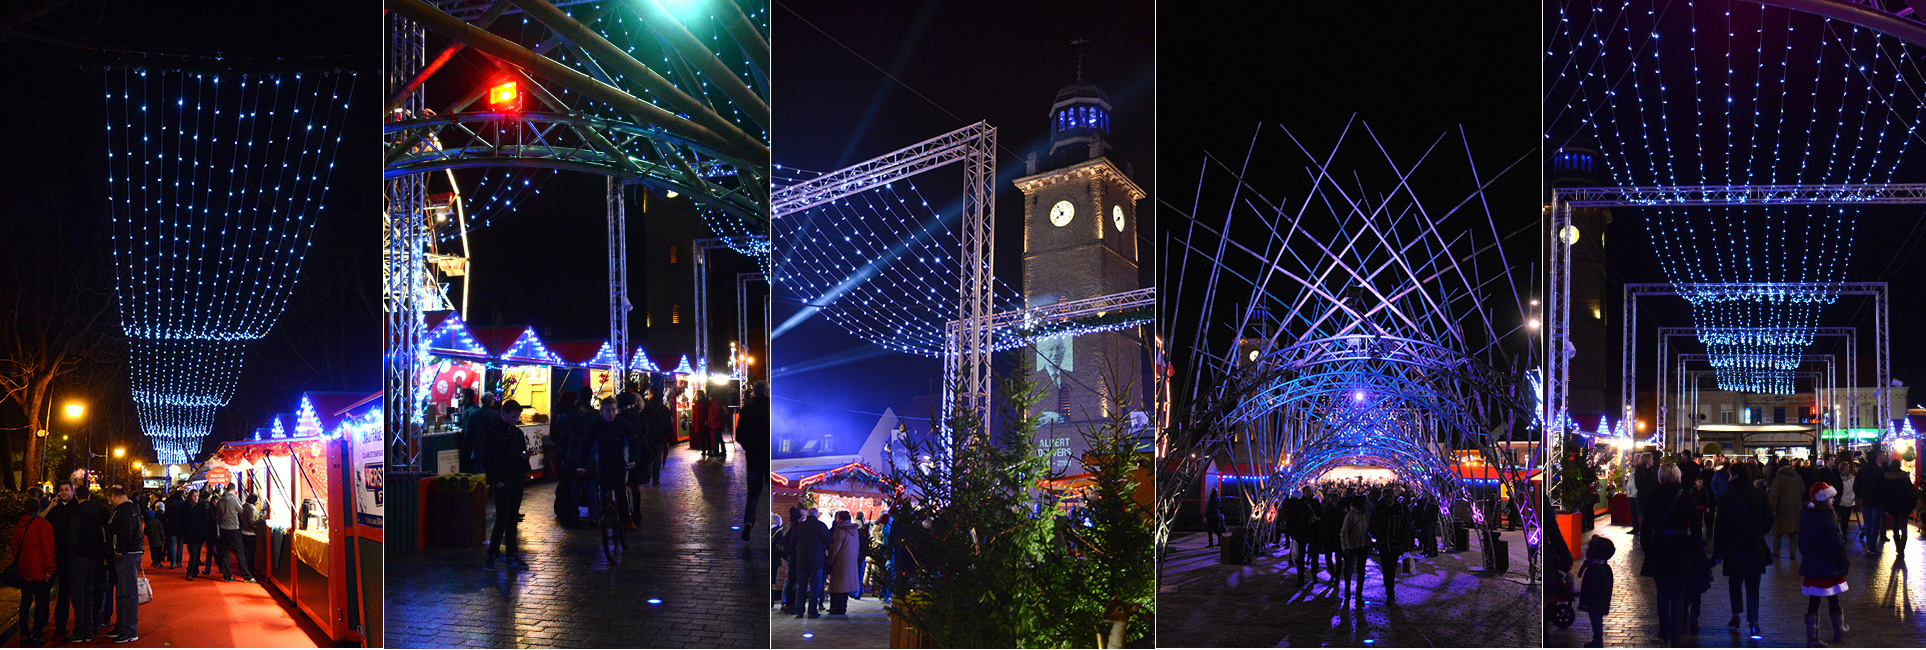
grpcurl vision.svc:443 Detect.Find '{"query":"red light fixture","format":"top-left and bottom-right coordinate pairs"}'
top-left (488, 81), bottom-right (520, 111)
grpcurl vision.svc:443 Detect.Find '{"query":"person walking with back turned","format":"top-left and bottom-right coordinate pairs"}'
top-left (104, 487), bottom-right (143, 643)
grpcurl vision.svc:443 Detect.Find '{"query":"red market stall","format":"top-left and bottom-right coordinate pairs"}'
top-left (771, 462), bottom-right (895, 522)
top-left (205, 391), bottom-right (382, 645)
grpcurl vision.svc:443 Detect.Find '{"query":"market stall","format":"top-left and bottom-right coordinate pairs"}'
top-left (552, 340), bottom-right (623, 404)
top-left (478, 326), bottom-right (561, 479)
top-left (771, 462), bottom-right (894, 521)
top-left (417, 312), bottom-right (490, 474)
top-left (204, 391), bottom-right (381, 645)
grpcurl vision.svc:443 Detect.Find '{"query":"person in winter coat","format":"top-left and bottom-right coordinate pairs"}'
top-left (485, 401), bottom-right (533, 570)
top-left (1370, 490), bottom-right (1411, 600)
top-left (1880, 459), bottom-right (1919, 556)
top-left (214, 488), bottom-right (255, 582)
top-left (1339, 499), bottom-right (1371, 607)
top-left (162, 490), bottom-right (185, 570)
top-left (16, 496), bottom-right (58, 646)
top-left (47, 482), bottom-right (79, 638)
top-left (1853, 452), bottom-right (1886, 551)
top-left (617, 391), bottom-right (654, 524)
top-left (586, 398), bottom-right (638, 528)
top-left (1577, 535), bottom-right (1616, 648)
top-left (643, 391), bottom-right (674, 485)
top-left (1766, 465), bottom-right (1807, 560)
top-left (1797, 482), bottom-right (1850, 646)
top-left (1834, 462), bottom-right (1858, 542)
top-left (788, 507), bottom-right (831, 618)
top-left (1632, 453), bottom-right (1658, 536)
top-left (1283, 489), bottom-right (1316, 578)
top-left (736, 383), bottom-right (772, 541)
top-left (690, 390), bottom-right (715, 458)
top-left (549, 391), bottom-right (585, 526)
top-left (1641, 463), bottom-right (1698, 647)
top-left (142, 493), bottom-right (166, 569)
top-left (181, 489), bottom-right (213, 580)
top-left (105, 487), bottom-right (144, 643)
top-left (1713, 463), bottom-right (1771, 637)
top-left (825, 511), bottom-right (863, 615)
top-left (1203, 489), bottom-right (1224, 548)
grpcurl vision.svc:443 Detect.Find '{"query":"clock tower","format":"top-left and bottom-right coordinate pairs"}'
top-left (1012, 78), bottom-right (1149, 471)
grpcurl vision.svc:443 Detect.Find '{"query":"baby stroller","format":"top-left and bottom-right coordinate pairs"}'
top-left (1546, 561), bottom-right (1577, 628)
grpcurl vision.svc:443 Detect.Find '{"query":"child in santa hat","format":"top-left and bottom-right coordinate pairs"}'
top-left (1796, 481), bottom-right (1849, 647)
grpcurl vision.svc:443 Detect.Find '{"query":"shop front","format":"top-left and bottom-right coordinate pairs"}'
top-left (205, 391), bottom-right (381, 645)
top-left (771, 462), bottom-right (894, 523)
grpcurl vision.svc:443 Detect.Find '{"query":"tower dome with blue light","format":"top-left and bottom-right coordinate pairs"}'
top-left (1047, 80), bottom-right (1112, 167)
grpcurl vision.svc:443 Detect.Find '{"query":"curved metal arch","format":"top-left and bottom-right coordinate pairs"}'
top-left (384, 112), bottom-right (766, 228)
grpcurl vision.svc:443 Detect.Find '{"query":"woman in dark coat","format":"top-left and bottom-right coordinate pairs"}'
top-left (1640, 463), bottom-right (1699, 647)
top-left (1713, 463), bottom-right (1770, 636)
top-left (1797, 482), bottom-right (1849, 646)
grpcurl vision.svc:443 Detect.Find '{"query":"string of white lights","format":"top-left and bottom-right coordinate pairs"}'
top-left (107, 67), bottom-right (356, 463)
top-left (772, 166), bottom-right (1024, 356)
top-left (1550, 0), bottom-right (1924, 393)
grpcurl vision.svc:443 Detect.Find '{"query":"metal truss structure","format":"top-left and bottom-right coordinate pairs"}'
top-left (384, 0), bottom-right (769, 470)
top-left (1547, 185), bottom-right (1905, 484)
top-left (1161, 122), bottom-right (1537, 575)
top-left (1558, 183), bottom-right (1926, 207)
top-left (1612, 283), bottom-right (1889, 450)
top-left (737, 272), bottom-right (769, 386)
top-left (770, 123), bottom-right (999, 425)
top-left (1653, 327), bottom-right (1857, 443)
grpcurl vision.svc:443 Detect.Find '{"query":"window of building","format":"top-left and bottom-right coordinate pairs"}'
top-left (1798, 406), bottom-right (1812, 423)
top-left (671, 304), bottom-right (680, 325)
top-left (1719, 409), bottom-right (1734, 424)
top-left (1772, 407), bottom-right (1786, 424)
top-left (668, 245), bottom-right (679, 264)
top-left (779, 438), bottom-right (790, 453)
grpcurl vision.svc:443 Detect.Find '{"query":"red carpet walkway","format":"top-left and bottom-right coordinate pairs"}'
top-left (17, 564), bottom-right (326, 648)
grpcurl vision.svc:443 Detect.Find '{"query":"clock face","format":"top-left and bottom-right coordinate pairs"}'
top-left (1112, 205), bottom-right (1125, 232)
top-left (1049, 200), bottom-right (1075, 227)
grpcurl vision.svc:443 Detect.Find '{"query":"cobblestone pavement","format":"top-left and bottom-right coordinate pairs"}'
top-left (1158, 528), bottom-right (1541, 647)
top-left (387, 442), bottom-right (770, 648)
top-left (770, 590), bottom-right (890, 649)
top-left (1547, 516), bottom-right (1926, 648)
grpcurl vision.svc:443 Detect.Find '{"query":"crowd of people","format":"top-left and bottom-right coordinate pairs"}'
top-left (771, 506), bottom-right (886, 618)
top-left (1573, 448), bottom-right (1920, 647)
top-left (450, 379), bottom-right (770, 570)
top-left (1201, 478), bottom-right (1446, 607)
top-left (11, 477), bottom-right (268, 646)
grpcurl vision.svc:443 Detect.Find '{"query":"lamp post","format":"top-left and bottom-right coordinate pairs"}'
top-left (113, 447), bottom-right (126, 487)
top-left (65, 403), bottom-right (87, 493)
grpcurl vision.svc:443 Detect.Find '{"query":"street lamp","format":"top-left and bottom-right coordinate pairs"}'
top-left (65, 403), bottom-right (89, 492)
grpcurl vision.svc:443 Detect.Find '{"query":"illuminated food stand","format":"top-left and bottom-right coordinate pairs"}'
top-left (772, 463), bottom-right (895, 521)
top-left (552, 340), bottom-right (623, 404)
top-left (473, 325), bottom-right (561, 478)
top-left (416, 312), bottom-right (491, 475)
top-left (205, 392), bottom-right (382, 645)
top-left (420, 312), bottom-right (489, 422)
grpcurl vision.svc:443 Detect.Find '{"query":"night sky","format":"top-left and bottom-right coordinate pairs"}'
top-left (769, 0), bottom-right (1154, 451)
top-left (0, 0), bottom-right (380, 464)
top-left (1157, 4), bottom-right (1543, 401)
